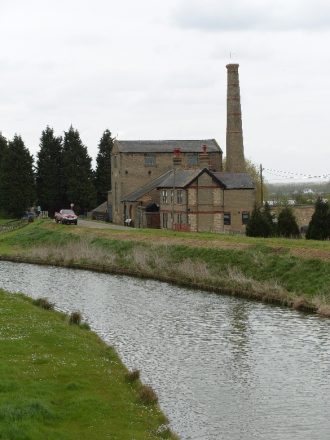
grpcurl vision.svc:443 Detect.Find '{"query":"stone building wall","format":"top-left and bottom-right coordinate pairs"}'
top-left (159, 172), bottom-right (255, 233)
top-left (111, 146), bottom-right (221, 224)
top-left (160, 188), bottom-right (188, 230)
top-left (160, 173), bottom-right (226, 233)
top-left (223, 189), bottom-right (256, 233)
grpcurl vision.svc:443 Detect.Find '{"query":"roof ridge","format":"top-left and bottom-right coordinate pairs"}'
top-left (117, 138), bottom-right (216, 142)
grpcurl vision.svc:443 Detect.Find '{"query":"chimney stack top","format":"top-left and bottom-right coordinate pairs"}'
top-left (173, 148), bottom-right (182, 168)
top-left (226, 63), bottom-right (239, 70)
top-left (199, 144), bottom-right (210, 169)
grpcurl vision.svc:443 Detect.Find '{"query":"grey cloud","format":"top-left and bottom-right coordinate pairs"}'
top-left (173, 0), bottom-right (330, 31)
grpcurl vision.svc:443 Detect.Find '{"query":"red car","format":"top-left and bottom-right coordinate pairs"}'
top-left (54, 209), bottom-right (78, 225)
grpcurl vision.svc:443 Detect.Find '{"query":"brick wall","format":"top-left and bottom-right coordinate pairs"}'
top-left (223, 189), bottom-right (256, 233)
top-left (111, 147), bottom-right (221, 224)
top-left (271, 205), bottom-right (314, 228)
top-left (159, 172), bottom-right (255, 233)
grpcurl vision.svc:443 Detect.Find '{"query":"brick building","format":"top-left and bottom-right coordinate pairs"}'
top-left (108, 63), bottom-right (256, 232)
top-left (109, 139), bottom-right (222, 225)
top-left (157, 166), bottom-right (255, 233)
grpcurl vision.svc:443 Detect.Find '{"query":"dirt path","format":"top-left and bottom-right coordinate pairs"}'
top-left (78, 219), bottom-right (130, 231)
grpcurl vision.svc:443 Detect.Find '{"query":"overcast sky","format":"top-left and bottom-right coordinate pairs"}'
top-left (1, 0), bottom-right (329, 182)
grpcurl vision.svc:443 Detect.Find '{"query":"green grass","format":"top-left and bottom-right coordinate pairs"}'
top-left (0, 289), bottom-right (177, 440)
top-left (6, 218), bottom-right (330, 252)
top-left (120, 224), bottom-right (330, 250)
top-left (0, 220), bottom-right (76, 247)
top-left (0, 220), bottom-right (330, 314)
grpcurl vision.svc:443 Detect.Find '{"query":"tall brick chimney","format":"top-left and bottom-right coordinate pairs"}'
top-left (226, 63), bottom-right (245, 173)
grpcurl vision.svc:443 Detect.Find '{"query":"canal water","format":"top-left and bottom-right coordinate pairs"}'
top-left (0, 261), bottom-right (329, 440)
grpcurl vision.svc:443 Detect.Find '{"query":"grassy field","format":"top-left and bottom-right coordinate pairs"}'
top-left (0, 288), bottom-right (177, 440)
top-left (0, 219), bottom-right (329, 316)
top-left (0, 219), bottom-right (13, 225)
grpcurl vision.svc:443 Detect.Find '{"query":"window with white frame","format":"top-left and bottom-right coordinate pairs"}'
top-left (162, 190), bottom-right (168, 204)
top-left (176, 190), bottom-right (183, 204)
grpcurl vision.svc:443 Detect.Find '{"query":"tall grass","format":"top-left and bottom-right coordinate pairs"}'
top-left (1, 221), bottom-right (330, 316)
top-left (31, 237), bottom-right (321, 313)
top-left (27, 240), bottom-right (116, 267)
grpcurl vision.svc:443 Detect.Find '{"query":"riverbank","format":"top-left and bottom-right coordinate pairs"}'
top-left (0, 220), bottom-right (330, 316)
top-left (0, 288), bottom-right (177, 439)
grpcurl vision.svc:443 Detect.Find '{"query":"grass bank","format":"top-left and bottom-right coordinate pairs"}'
top-left (0, 220), bottom-right (330, 316)
top-left (0, 288), bottom-right (177, 440)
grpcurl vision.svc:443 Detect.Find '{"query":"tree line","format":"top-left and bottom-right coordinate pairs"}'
top-left (0, 126), bottom-right (113, 217)
top-left (246, 198), bottom-right (330, 240)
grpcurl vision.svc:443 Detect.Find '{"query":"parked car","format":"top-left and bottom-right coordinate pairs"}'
top-left (54, 209), bottom-right (78, 225)
top-left (22, 211), bottom-right (35, 222)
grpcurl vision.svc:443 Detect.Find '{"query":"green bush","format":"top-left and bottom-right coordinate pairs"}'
top-left (306, 197), bottom-right (330, 240)
top-left (277, 206), bottom-right (300, 238)
top-left (246, 203), bottom-right (275, 237)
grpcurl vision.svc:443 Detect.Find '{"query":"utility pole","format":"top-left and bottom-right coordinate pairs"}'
top-left (260, 164), bottom-right (264, 206)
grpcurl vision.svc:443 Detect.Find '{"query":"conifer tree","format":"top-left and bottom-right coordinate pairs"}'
top-left (94, 129), bottom-right (113, 205)
top-left (277, 206), bottom-right (300, 238)
top-left (246, 204), bottom-right (273, 237)
top-left (0, 135), bottom-right (35, 217)
top-left (0, 133), bottom-right (8, 216)
top-left (0, 133), bottom-right (8, 194)
top-left (62, 126), bottom-right (96, 213)
top-left (36, 127), bottom-right (63, 216)
top-left (0, 132), bottom-right (8, 166)
top-left (306, 197), bottom-right (330, 240)
top-left (263, 202), bottom-right (275, 236)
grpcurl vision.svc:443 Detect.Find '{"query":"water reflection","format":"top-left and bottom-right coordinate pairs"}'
top-left (0, 261), bottom-right (329, 440)
top-left (227, 302), bottom-right (252, 368)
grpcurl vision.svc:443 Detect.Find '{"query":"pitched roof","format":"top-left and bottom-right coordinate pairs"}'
top-left (115, 139), bottom-right (222, 153)
top-left (91, 201), bottom-right (108, 213)
top-left (122, 169), bottom-right (255, 203)
top-left (156, 169), bottom-right (209, 189)
top-left (121, 170), bottom-right (173, 202)
top-left (158, 169), bottom-right (255, 190)
top-left (213, 172), bottom-right (255, 189)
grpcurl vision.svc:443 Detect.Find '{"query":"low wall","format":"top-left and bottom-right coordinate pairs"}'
top-left (271, 205), bottom-right (314, 228)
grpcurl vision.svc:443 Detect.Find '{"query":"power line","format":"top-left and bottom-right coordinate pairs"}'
top-left (263, 167), bottom-right (330, 180)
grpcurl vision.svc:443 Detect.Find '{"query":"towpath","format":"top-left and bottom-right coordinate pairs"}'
top-left (78, 219), bottom-right (130, 231)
